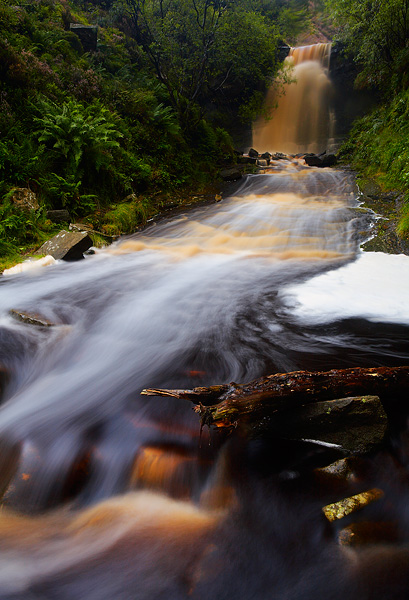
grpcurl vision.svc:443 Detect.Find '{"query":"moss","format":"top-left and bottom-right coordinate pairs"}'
top-left (339, 90), bottom-right (409, 239)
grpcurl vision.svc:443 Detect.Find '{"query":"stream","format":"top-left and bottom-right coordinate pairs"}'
top-left (1, 45), bottom-right (409, 599)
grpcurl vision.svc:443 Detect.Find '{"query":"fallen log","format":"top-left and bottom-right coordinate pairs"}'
top-left (141, 366), bottom-right (409, 430)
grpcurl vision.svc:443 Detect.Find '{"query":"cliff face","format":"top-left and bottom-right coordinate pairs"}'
top-left (330, 43), bottom-right (379, 139)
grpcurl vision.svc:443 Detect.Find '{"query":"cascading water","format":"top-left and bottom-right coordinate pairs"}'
top-left (1, 47), bottom-right (409, 599)
top-left (252, 43), bottom-right (335, 154)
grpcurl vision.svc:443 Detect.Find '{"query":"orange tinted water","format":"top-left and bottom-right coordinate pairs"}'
top-left (253, 43), bottom-right (334, 154)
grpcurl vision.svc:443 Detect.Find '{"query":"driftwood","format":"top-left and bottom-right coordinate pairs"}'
top-left (142, 366), bottom-right (409, 430)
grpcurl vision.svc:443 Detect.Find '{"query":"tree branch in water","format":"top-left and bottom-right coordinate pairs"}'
top-left (141, 366), bottom-right (409, 430)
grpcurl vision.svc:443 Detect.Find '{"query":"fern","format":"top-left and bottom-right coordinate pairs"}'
top-left (34, 98), bottom-right (123, 177)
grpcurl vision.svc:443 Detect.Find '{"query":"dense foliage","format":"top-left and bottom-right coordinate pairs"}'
top-left (339, 89), bottom-right (409, 234)
top-left (0, 0), bottom-right (309, 264)
top-left (325, 0), bottom-right (409, 92)
top-left (327, 0), bottom-right (409, 236)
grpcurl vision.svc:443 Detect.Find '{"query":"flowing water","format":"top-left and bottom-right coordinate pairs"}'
top-left (253, 43), bottom-right (335, 154)
top-left (1, 46), bottom-right (409, 598)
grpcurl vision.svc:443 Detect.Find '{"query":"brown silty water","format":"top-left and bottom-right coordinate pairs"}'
top-left (252, 43), bottom-right (335, 154)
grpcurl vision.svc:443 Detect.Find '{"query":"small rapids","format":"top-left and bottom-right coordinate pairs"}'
top-left (0, 158), bottom-right (409, 599)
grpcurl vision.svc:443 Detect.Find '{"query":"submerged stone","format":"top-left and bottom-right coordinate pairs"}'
top-left (271, 395), bottom-right (387, 455)
top-left (9, 309), bottom-right (56, 327)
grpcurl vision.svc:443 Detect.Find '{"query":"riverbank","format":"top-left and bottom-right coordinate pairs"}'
top-left (356, 177), bottom-right (409, 256)
top-left (0, 173), bottom-right (250, 274)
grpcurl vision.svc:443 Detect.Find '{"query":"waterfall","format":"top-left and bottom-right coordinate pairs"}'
top-left (252, 43), bottom-right (335, 154)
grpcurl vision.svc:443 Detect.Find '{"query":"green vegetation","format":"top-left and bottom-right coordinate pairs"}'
top-left (327, 0), bottom-right (409, 236)
top-left (0, 0), bottom-right (311, 266)
top-left (338, 90), bottom-right (409, 236)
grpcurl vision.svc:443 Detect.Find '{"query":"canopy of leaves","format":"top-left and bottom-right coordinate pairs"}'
top-left (325, 0), bottom-right (409, 92)
top-left (123, 0), bottom-right (285, 127)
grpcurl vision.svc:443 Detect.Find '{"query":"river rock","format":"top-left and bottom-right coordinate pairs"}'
top-left (248, 148), bottom-right (259, 157)
top-left (304, 154), bottom-right (337, 167)
top-left (257, 159), bottom-right (269, 167)
top-left (271, 152), bottom-right (288, 160)
top-left (270, 395), bottom-right (387, 455)
top-left (9, 309), bottom-right (56, 327)
top-left (38, 230), bottom-right (93, 261)
top-left (46, 209), bottom-right (71, 223)
top-left (304, 154), bottom-right (324, 166)
top-left (321, 154), bottom-right (337, 167)
top-left (10, 188), bottom-right (39, 212)
top-left (360, 179), bottom-right (383, 199)
top-left (220, 168), bottom-right (242, 182)
top-left (261, 152), bottom-right (272, 160)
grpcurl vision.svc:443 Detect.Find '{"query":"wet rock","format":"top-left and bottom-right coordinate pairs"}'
top-left (321, 154), bottom-right (337, 167)
top-left (257, 159), bottom-right (269, 167)
top-left (271, 152), bottom-right (289, 160)
top-left (360, 179), bottom-right (383, 199)
top-left (9, 309), bottom-right (56, 327)
top-left (220, 168), bottom-right (242, 182)
top-left (304, 153), bottom-right (337, 167)
top-left (339, 521), bottom-right (400, 546)
top-left (129, 445), bottom-right (200, 499)
top-left (271, 395), bottom-right (387, 455)
top-left (248, 148), bottom-right (259, 157)
top-left (261, 152), bottom-right (272, 160)
top-left (10, 188), bottom-right (39, 211)
top-left (38, 230), bottom-right (93, 261)
top-left (0, 367), bottom-right (9, 404)
top-left (304, 154), bottom-right (324, 166)
top-left (46, 209), bottom-right (71, 223)
top-left (323, 488), bottom-right (383, 522)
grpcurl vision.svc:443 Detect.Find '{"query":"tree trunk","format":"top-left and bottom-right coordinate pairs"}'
top-left (142, 366), bottom-right (409, 429)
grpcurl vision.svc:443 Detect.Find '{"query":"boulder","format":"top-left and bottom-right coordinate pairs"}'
top-left (248, 148), bottom-right (259, 158)
top-left (46, 209), bottom-right (71, 223)
top-left (37, 231), bottom-right (93, 261)
top-left (261, 152), bottom-right (272, 160)
top-left (321, 154), bottom-right (337, 167)
top-left (257, 159), bottom-right (269, 167)
top-left (220, 168), bottom-right (242, 182)
top-left (10, 188), bottom-right (39, 212)
top-left (304, 154), bottom-right (337, 167)
top-left (304, 154), bottom-right (324, 167)
top-left (271, 395), bottom-right (387, 455)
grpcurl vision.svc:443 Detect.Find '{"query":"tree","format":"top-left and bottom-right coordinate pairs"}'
top-left (124, 0), bottom-right (281, 128)
top-left (326, 0), bottom-right (409, 91)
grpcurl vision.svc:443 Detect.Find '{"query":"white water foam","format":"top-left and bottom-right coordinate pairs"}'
top-left (280, 251), bottom-right (409, 324)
